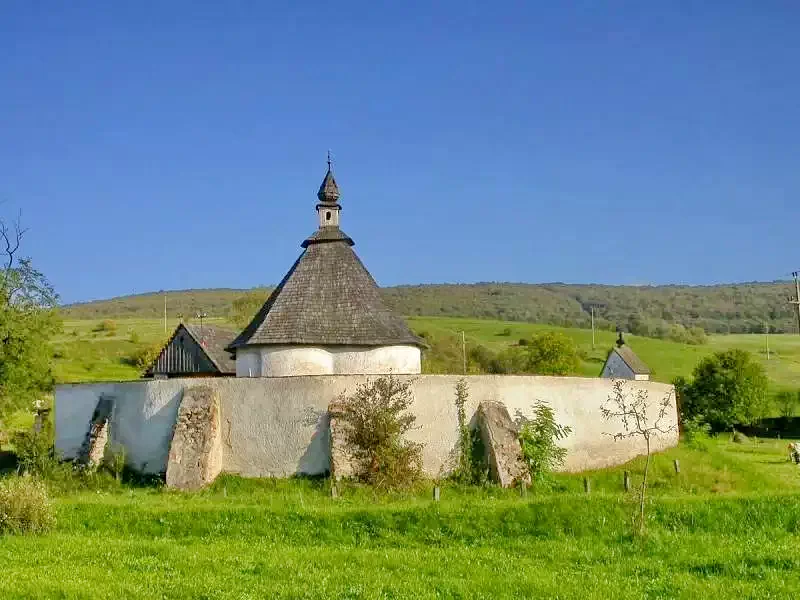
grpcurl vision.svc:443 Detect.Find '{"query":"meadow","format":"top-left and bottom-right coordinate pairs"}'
top-left (52, 315), bottom-right (800, 396)
top-left (2, 437), bottom-right (800, 598)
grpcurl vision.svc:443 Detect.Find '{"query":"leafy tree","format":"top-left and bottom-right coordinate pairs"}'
top-left (231, 289), bottom-right (270, 326)
top-left (679, 349), bottom-right (769, 431)
top-left (0, 213), bottom-right (60, 424)
top-left (518, 400), bottom-right (571, 485)
top-left (523, 332), bottom-right (581, 375)
top-left (775, 390), bottom-right (799, 420)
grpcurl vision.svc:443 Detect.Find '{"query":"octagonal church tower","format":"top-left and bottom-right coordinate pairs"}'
top-left (227, 161), bottom-right (425, 377)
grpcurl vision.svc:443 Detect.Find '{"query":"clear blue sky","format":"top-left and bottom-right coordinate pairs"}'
top-left (2, 2), bottom-right (799, 304)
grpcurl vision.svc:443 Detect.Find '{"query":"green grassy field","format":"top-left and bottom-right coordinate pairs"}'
top-left (51, 316), bottom-right (800, 395)
top-left (2, 438), bottom-right (800, 598)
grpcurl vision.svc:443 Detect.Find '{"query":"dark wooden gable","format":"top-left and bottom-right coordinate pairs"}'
top-left (146, 324), bottom-right (225, 377)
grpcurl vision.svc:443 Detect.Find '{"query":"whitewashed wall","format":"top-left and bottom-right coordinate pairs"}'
top-left (235, 345), bottom-right (421, 377)
top-left (55, 375), bottom-right (678, 477)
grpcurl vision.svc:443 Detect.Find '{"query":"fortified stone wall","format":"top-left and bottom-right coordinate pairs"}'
top-left (55, 375), bottom-right (678, 477)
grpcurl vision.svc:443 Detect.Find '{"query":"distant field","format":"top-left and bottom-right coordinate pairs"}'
top-left (52, 316), bottom-right (800, 395)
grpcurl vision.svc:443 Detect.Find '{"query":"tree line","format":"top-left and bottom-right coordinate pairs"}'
top-left (65, 281), bottom-right (800, 338)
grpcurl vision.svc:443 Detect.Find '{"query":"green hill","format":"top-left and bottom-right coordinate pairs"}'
top-left (51, 316), bottom-right (800, 405)
top-left (63, 281), bottom-right (800, 335)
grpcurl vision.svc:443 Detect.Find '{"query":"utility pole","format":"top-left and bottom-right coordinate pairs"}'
top-left (791, 272), bottom-right (800, 335)
top-left (586, 303), bottom-right (606, 350)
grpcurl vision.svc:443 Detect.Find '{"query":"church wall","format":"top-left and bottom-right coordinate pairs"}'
top-left (55, 375), bottom-right (677, 477)
top-left (235, 348), bottom-right (262, 377)
top-left (235, 345), bottom-right (421, 377)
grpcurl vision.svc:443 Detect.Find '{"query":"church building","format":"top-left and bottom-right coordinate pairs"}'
top-left (227, 162), bottom-right (425, 377)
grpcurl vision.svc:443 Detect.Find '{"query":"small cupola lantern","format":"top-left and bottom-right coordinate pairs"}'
top-left (316, 152), bottom-right (341, 229)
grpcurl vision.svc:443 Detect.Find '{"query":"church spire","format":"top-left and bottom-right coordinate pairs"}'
top-left (317, 151), bottom-right (340, 204)
top-left (315, 153), bottom-right (342, 231)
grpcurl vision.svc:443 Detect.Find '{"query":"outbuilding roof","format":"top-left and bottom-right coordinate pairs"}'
top-left (146, 323), bottom-right (237, 376)
top-left (610, 345), bottom-right (650, 375)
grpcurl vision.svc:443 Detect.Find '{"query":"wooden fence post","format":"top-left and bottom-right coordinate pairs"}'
top-left (673, 459), bottom-right (681, 474)
top-left (433, 485), bottom-right (441, 502)
top-left (583, 477), bottom-right (591, 494)
top-left (623, 471), bottom-right (631, 492)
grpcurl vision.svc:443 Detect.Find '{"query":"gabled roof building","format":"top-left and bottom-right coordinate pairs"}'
top-left (228, 162), bottom-right (425, 377)
top-left (146, 323), bottom-right (237, 378)
top-left (600, 332), bottom-right (650, 381)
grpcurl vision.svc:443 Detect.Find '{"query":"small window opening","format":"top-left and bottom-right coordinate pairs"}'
top-left (326, 211), bottom-right (332, 221)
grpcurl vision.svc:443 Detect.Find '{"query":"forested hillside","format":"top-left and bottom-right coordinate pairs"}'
top-left (63, 281), bottom-right (799, 335)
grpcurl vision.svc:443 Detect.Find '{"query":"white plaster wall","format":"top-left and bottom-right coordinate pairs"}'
top-left (56, 380), bottom-right (185, 473)
top-left (55, 375), bottom-right (677, 477)
top-left (236, 345), bottom-right (421, 377)
top-left (235, 348), bottom-right (262, 377)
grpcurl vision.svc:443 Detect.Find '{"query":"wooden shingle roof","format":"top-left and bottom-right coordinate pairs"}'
top-left (612, 345), bottom-right (650, 375)
top-left (146, 323), bottom-right (237, 376)
top-left (228, 235), bottom-right (424, 350)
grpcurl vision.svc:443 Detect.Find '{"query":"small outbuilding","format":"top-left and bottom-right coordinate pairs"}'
top-left (145, 323), bottom-right (237, 378)
top-left (600, 332), bottom-right (650, 381)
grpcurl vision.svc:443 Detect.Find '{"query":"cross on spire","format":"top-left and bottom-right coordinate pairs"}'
top-left (327, 149), bottom-right (333, 172)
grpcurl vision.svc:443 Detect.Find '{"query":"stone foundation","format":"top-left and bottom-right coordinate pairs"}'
top-left (165, 386), bottom-right (222, 490)
top-left (476, 402), bottom-right (530, 488)
top-left (78, 395), bottom-right (114, 469)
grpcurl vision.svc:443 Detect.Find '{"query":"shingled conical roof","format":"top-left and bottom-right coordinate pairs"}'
top-left (228, 166), bottom-right (424, 351)
top-left (317, 168), bottom-right (340, 204)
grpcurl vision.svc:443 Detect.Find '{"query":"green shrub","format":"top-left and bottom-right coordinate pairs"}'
top-left (333, 375), bottom-right (423, 489)
top-left (776, 390), bottom-right (799, 419)
top-left (128, 330), bottom-right (141, 344)
top-left (682, 416), bottom-right (713, 451)
top-left (471, 332), bottom-right (581, 376)
top-left (679, 349), bottom-right (769, 431)
top-left (732, 431), bottom-right (750, 444)
top-left (449, 379), bottom-right (488, 485)
top-left (0, 476), bottom-right (56, 534)
top-left (518, 401), bottom-right (571, 486)
top-left (127, 342), bottom-right (164, 370)
top-left (94, 319), bottom-right (117, 333)
top-left (108, 444), bottom-right (127, 482)
top-left (12, 422), bottom-right (60, 478)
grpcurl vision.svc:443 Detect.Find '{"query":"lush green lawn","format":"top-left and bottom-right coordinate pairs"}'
top-left (2, 438), bottom-right (800, 598)
top-left (51, 315), bottom-right (800, 394)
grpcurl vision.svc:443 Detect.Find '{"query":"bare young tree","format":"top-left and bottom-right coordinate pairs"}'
top-left (0, 209), bottom-right (26, 300)
top-left (601, 379), bottom-right (676, 534)
top-left (0, 210), bottom-right (54, 309)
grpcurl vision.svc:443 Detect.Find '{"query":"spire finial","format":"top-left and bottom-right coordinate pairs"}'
top-left (317, 152), bottom-right (340, 204)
